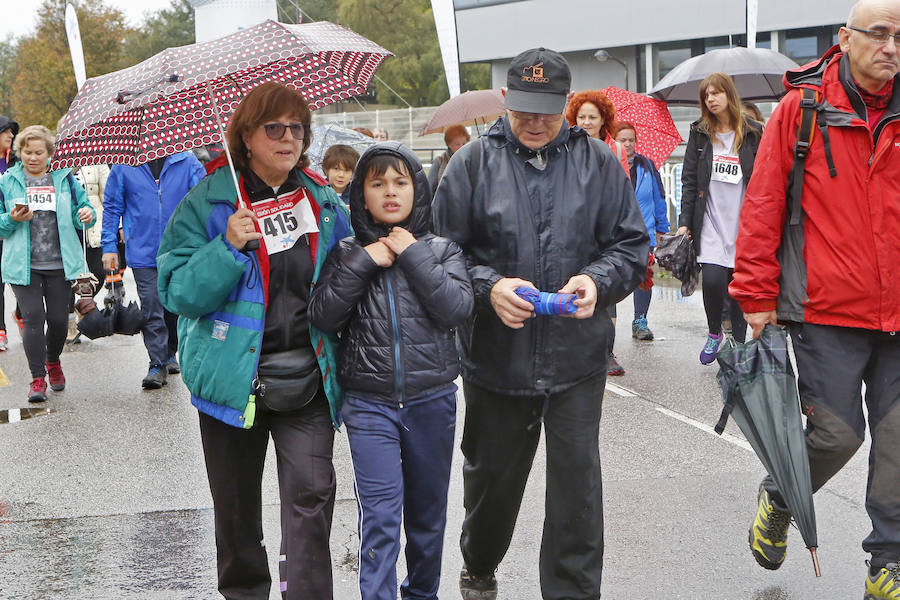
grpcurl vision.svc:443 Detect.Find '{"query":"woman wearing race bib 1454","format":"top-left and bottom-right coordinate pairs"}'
top-left (678, 72), bottom-right (762, 365)
top-left (0, 125), bottom-right (96, 402)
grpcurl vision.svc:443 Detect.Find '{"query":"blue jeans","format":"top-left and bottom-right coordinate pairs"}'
top-left (132, 267), bottom-right (177, 366)
top-left (343, 391), bottom-right (457, 600)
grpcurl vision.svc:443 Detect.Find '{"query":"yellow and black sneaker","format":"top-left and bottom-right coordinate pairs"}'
top-left (749, 485), bottom-right (792, 570)
top-left (865, 561), bottom-right (900, 600)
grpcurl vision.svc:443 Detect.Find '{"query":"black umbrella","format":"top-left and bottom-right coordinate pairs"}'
top-left (714, 325), bottom-right (820, 576)
top-left (649, 47), bottom-right (799, 105)
top-left (654, 233), bottom-right (700, 296)
top-left (77, 304), bottom-right (117, 340)
top-left (115, 300), bottom-right (146, 336)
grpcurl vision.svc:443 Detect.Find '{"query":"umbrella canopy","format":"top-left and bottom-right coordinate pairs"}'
top-left (419, 89), bottom-right (505, 136)
top-left (715, 325), bottom-right (820, 576)
top-left (51, 20), bottom-right (392, 169)
top-left (307, 123), bottom-right (377, 176)
top-left (601, 86), bottom-right (681, 168)
top-left (648, 47), bottom-right (799, 105)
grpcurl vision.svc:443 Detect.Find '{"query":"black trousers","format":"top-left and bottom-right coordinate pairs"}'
top-left (199, 393), bottom-right (337, 600)
top-left (763, 323), bottom-right (900, 568)
top-left (11, 270), bottom-right (71, 377)
top-left (700, 263), bottom-right (747, 342)
top-left (460, 375), bottom-right (605, 600)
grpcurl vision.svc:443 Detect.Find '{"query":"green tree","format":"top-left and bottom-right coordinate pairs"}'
top-left (122, 0), bottom-right (195, 63)
top-left (461, 62), bottom-right (490, 93)
top-left (338, 0), bottom-right (447, 107)
top-left (10, 0), bottom-right (132, 128)
top-left (0, 38), bottom-right (18, 117)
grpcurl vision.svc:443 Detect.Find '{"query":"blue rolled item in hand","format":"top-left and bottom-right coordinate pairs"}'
top-left (514, 286), bottom-right (578, 315)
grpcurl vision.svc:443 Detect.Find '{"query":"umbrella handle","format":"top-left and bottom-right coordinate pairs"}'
top-left (205, 82), bottom-right (246, 211)
top-left (809, 547), bottom-right (821, 577)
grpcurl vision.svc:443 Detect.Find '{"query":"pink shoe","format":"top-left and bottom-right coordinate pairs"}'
top-left (46, 361), bottom-right (66, 391)
top-left (28, 378), bottom-right (48, 403)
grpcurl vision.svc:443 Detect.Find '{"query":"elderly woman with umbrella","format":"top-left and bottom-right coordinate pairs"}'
top-left (157, 82), bottom-right (352, 599)
top-left (0, 125), bottom-right (95, 402)
top-left (565, 90), bottom-right (630, 376)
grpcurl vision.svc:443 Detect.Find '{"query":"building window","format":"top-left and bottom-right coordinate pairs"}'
top-left (657, 41), bottom-right (692, 80)
top-left (784, 26), bottom-right (837, 65)
top-left (636, 45), bottom-right (646, 93)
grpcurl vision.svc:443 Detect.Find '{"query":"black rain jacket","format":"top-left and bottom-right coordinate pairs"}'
top-left (432, 116), bottom-right (649, 395)
top-left (679, 117), bottom-right (763, 255)
top-left (308, 143), bottom-right (474, 404)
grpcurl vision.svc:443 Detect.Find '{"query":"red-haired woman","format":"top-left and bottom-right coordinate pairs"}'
top-left (677, 72), bottom-right (762, 364)
top-left (565, 90), bottom-right (629, 376)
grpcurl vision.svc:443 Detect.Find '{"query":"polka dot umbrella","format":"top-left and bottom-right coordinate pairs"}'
top-left (51, 20), bottom-right (392, 173)
top-left (601, 86), bottom-right (682, 169)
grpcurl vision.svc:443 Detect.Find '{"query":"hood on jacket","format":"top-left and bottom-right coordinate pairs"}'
top-left (348, 142), bottom-right (432, 244)
top-left (784, 44), bottom-right (843, 91)
top-left (0, 115), bottom-right (18, 137)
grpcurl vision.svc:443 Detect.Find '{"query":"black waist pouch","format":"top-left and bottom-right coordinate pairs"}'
top-left (255, 348), bottom-right (322, 414)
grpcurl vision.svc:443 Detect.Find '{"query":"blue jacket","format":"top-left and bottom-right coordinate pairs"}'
top-left (0, 164), bottom-right (96, 285)
top-left (631, 153), bottom-right (670, 247)
top-left (102, 152), bottom-right (205, 268)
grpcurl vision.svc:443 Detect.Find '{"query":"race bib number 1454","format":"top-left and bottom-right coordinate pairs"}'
top-left (26, 186), bottom-right (57, 212)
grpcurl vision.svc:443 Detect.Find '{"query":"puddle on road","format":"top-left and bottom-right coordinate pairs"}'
top-left (0, 407), bottom-right (55, 424)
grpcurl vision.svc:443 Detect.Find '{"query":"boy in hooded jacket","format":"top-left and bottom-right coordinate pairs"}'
top-left (309, 142), bottom-right (473, 600)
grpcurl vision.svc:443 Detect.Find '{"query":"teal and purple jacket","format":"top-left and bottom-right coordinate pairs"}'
top-left (156, 163), bottom-right (352, 429)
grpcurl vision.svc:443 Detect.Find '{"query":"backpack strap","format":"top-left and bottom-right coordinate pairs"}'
top-left (466, 137), bottom-right (482, 192)
top-left (787, 88), bottom-right (837, 226)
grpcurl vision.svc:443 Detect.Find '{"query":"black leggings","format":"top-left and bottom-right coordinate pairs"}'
top-left (700, 263), bottom-right (747, 343)
top-left (11, 270), bottom-right (71, 378)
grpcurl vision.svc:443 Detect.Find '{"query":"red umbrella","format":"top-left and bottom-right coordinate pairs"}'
top-left (419, 89), bottom-right (505, 136)
top-left (601, 86), bottom-right (682, 169)
top-left (51, 20), bottom-right (392, 170)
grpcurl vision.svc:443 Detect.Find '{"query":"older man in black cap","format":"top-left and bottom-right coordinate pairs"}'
top-left (433, 48), bottom-right (648, 600)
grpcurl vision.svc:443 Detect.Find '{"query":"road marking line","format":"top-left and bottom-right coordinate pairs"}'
top-left (605, 381), bottom-right (753, 452)
top-left (9, 408), bottom-right (20, 423)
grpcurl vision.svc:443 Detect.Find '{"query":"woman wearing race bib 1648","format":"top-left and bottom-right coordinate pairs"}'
top-left (678, 72), bottom-right (763, 365)
top-left (0, 125), bottom-right (96, 402)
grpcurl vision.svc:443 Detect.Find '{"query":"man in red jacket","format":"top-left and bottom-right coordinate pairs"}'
top-left (730, 0), bottom-right (900, 595)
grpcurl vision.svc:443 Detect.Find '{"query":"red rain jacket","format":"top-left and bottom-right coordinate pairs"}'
top-left (730, 47), bottom-right (900, 331)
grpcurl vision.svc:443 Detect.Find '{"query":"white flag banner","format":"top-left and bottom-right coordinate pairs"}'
top-left (746, 0), bottom-right (759, 49)
top-left (431, 0), bottom-right (460, 98)
top-left (65, 3), bottom-right (87, 90)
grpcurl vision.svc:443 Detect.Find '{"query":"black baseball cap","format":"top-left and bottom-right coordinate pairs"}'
top-left (0, 115), bottom-right (18, 136)
top-left (504, 48), bottom-right (571, 115)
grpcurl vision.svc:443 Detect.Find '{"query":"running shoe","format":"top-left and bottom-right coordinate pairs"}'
top-left (28, 378), bottom-right (48, 403)
top-left (607, 352), bottom-right (625, 376)
top-left (165, 357), bottom-right (181, 375)
top-left (141, 365), bottom-right (167, 390)
top-left (700, 332), bottom-right (723, 365)
top-left (65, 313), bottom-right (79, 344)
top-left (749, 485), bottom-right (791, 570)
top-left (46, 361), bottom-right (66, 391)
top-left (459, 567), bottom-right (498, 600)
top-left (0, 329), bottom-right (7, 351)
top-left (866, 562), bottom-right (900, 600)
top-left (631, 316), bottom-right (654, 340)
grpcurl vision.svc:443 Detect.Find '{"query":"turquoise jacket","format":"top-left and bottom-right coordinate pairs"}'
top-left (0, 163), bottom-right (96, 285)
top-left (157, 166), bottom-right (352, 429)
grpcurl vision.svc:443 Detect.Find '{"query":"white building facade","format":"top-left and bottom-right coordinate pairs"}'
top-left (454, 0), bottom-right (850, 92)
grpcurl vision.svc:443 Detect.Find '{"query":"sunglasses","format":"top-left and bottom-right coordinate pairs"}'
top-left (262, 122), bottom-right (305, 141)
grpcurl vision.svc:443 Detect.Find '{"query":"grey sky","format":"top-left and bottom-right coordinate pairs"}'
top-left (1, 1), bottom-right (177, 41)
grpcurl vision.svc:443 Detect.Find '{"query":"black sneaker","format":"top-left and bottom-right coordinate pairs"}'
top-left (459, 567), bottom-right (497, 600)
top-left (166, 357), bottom-right (180, 375)
top-left (142, 366), bottom-right (168, 390)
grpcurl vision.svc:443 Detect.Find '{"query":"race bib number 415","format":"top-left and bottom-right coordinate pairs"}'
top-left (26, 186), bottom-right (57, 212)
top-left (251, 188), bottom-right (319, 255)
top-left (711, 154), bottom-right (742, 185)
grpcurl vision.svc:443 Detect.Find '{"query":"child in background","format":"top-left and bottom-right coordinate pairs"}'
top-left (309, 142), bottom-right (473, 600)
top-left (322, 144), bottom-right (359, 204)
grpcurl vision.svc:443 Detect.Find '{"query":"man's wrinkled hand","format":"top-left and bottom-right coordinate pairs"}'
top-left (745, 310), bottom-right (777, 339)
top-left (558, 274), bottom-right (597, 319)
top-left (490, 277), bottom-right (535, 329)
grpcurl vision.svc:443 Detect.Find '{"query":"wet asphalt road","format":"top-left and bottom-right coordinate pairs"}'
top-left (0, 274), bottom-right (873, 599)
